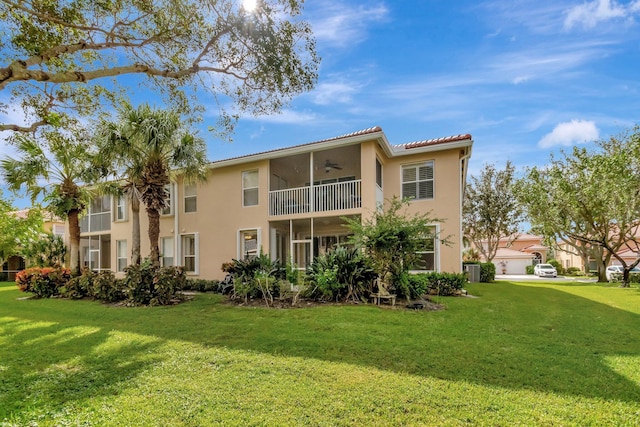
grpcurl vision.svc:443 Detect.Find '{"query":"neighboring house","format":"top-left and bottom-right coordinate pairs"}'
top-left (556, 238), bottom-right (640, 273)
top-left (477, 234), bottom-right (548, 275)
top-left (1, 208), bottom-right (66, 280)
top-left (77, 127), bottom-right (473, 280)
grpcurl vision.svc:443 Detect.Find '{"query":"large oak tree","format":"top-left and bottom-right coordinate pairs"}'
top-left (463, 161), bottom-right (523, 263)
top-left (0, 0), bottom-right (319, 135)
top-left (518, 126), bottom-right (640, 285)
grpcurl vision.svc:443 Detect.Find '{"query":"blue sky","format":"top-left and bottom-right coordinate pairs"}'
top-left (208, 0), bottom-right (640, 176)
top-left (2, 0), bottom-right (640, 207)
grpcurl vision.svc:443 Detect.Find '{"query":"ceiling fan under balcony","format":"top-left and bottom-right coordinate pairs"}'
top-left (324, 160), bottom-right (342, 173)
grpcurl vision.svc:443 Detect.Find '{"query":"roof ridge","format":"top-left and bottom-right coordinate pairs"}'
top-left (396, 133), bottom-right (472, 149)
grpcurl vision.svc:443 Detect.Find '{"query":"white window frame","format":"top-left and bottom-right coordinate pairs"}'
top-left (180, 233), bottom-right (199, 274)
top-left (401, 161), bottom-right (435, 201)
top-left (411, 224), bottom-right (439, 273)
top-left (184, 183), bottom-right (197, 213)
top-left (238, 228), bottom-right (261, 260)
top-left (115, 195), bottom-right (127, 222)
top-left (161, 236), bottom-right (174, 267)
top-left (116, 240), bottom-right (128, 272)
top-left (161, 183), bottom-right (175, 216)
top-left (242, 169), bottom-right (259, 207)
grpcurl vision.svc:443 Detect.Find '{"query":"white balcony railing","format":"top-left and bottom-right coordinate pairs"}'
top-left (269, 180), bottom-right (362, 216)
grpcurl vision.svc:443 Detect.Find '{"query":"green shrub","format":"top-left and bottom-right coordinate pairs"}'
top-left (15, 267), bottom-right (71, 298)
top-left (480, 262), bottom-right (495, 283)
top-left (150, 267), bottom-right (186, 305)
top-left (566, 266), bottom-right (582, 276)
top-left (407, 274), bottom-right (430, 298)
top-left (609, 272), bottom-right (640, 284)
top-left (526, 265), bottom-right (535, 275)
top-left (61, 269), bottom-right (94, 299)
top-left (305, 247), bottom-right (376, 302)
top-left (408, 272), bottom-right (467, 297)
top-left (184, 278), bottom-right (219, 292)
top-left (92, 271), bottom-right (125, 303)
top-left (122, 263), bottom-right (157, 305)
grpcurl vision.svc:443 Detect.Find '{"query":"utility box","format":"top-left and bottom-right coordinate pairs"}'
top-left (465, 264), bottom-right (481, 283)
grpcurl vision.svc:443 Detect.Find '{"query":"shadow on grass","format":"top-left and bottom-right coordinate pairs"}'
top-left (1, 282), bottom-right (640, 409)
top-left (0, 314), bottom-right (163, 421)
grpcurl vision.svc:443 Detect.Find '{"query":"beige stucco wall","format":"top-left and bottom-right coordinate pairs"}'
top-left (85, 135), bottom-right (467, 280)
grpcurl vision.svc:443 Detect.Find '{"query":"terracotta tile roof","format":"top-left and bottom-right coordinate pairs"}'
top-left (396, 133), bottom-right (472, 150)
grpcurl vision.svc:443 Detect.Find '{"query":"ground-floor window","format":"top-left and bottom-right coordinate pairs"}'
top-left (161, 237), bottom-right (174, 267)
top-left (181, 234), bottom-right (198, 273)
top-left (116, 240), bottom-right (127, 272)
top-left (239, 229), bottom-right (259, 260)
top-left (80, 234), bottom-right (111, 272)
top-left (413, 225), bottom-right (438, 272)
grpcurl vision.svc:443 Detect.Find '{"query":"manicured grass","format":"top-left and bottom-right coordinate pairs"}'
top-left (1, 281), bottom-right (639, 426)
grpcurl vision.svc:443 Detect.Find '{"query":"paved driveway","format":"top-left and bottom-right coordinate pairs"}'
top-left (496, 274), bottom-right (597, 283)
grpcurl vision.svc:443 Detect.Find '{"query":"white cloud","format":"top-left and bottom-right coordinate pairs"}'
top-left (312, 81), bottom-right (360, 106)
top-left (245, 109), bottom-right (317, 124)
top-left (564, 0), bottom-right (638, 30)
top-left (309, 2), bottom-right (388, 48)
top-left (538, 120), bottom-right (599, 148)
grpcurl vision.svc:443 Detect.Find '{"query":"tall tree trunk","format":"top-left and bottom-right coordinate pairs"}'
top-left (146, 206), bottom-right (161, 267)
top-left (67, 208), bottom-right (81, 275)
top-left (131, 196), bottom-right (141, 265)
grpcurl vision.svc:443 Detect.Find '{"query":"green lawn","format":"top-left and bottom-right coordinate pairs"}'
top-left (1, 281), bottom-right (639, 426)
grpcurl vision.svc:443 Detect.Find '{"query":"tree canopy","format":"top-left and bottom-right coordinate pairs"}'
top-left (0, 191), bottom-right (44, 266)
top-left (0, 0), bottom-right (319, 136)
top-left (463, 161), bottom-right (523, 262)
top-left (518, 126), bottom-right (640, 285)
top-left (1, 124), bottom-right (99, 273)
top-left (97, 103), bottom-right (208, 267)
top-left (344, 197), bottom-right (445, 297)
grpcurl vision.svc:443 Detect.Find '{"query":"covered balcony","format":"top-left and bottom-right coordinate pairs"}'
top-left (268, 145), bottom-right (362, 216)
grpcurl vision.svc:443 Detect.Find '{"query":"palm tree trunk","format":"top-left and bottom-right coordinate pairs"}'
top-left (146, 206), bottom-right (161, 267)
top-left (131, 196), bottom-right (141, 265)
top-left (67, 208), bottom-right (81, 275)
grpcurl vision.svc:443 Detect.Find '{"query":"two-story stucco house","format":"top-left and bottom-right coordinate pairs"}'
top-left (77, 127), bottom-right (473, 280)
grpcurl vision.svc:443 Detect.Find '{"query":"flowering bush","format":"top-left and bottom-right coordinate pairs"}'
top-left (15, 267), bottom-right (71, 298)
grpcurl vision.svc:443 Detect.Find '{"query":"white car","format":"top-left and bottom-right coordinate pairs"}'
top-left (605, 265), bottom-right (640, 282)
top-left (533, 263), bottom-right (557, 278)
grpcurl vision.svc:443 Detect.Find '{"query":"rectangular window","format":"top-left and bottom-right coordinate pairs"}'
top-left (79, 195), bottom-right (111, 233)
top-left (376, 158), bottom-right (383, 188)
top-left (115, 196), bottom-right (127, 221)
top-left (184, 183), bottom-right (197, 213)
top-left (181, 234), bottom-right (198, 273)
top-left (402, 162), bottom-right (434, 200)
top-left (161, 237), bottom-right (174, 267)
top-left (243, 170), bottom-right (259, 206)
top-left (116, 240), bottom-right (127, 272)
top-left (414, 226), bottom-right (437, 271)
top-left (161, 184), bottom-right (174, 216)
top-left (239, 229), bottom-right (259, 259)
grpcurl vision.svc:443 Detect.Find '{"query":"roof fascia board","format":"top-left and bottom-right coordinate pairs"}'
top-left (391, 139), bottom-right (473, 157)
top-left (210, 131), bottom-right (389, 169)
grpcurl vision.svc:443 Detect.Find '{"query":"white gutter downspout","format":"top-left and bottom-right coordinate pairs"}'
top-left (459, 146), bottom-right (472, 272)
top-left (174, 182), bottom-right (179, 269)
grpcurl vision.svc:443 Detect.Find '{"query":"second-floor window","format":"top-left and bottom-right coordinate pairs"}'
top-left (402, 161), bottom-right (434, 200)
top-left (115, 195), bottom-right (127, 221)
top-left (184, 183), bottom-right (197, 213)
top-left (161, 184), bottom-right (174, 216)
top-left (243, 170), bottom-right (259, 206)
top-left (80, 195), bottom-right (111, 233)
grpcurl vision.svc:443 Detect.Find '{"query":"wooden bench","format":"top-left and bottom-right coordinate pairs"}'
top-left (370, 292), bottom-right (396, 306)
top-left (371, 276), bottom-right (396, 306)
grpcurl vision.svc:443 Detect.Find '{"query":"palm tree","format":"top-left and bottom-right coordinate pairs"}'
top-left (1, 128), bottom-right (97, 274)
top-left (97, 104), bottom-right (208, 267)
